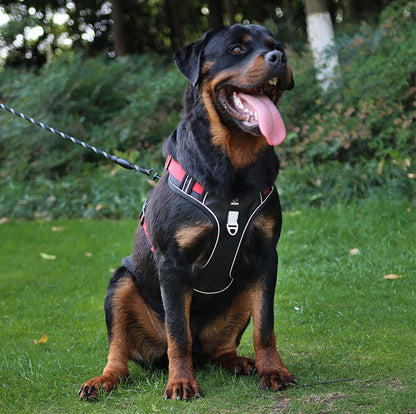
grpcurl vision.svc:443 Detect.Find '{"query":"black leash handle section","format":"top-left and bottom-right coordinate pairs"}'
top-left (302, 378), bottom-right (355, 388)
top-left (0, 103), bottom-right (160, 181)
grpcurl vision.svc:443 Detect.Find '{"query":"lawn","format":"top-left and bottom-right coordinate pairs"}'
top-left (0, 197), bottom-right (415, 413)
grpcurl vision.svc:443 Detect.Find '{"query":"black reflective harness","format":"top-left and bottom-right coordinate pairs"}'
top-left (142, 155), bottom-right (277, 295)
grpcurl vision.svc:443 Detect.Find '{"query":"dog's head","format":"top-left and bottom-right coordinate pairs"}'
top-left (174, 24), bottom-right (294, 148)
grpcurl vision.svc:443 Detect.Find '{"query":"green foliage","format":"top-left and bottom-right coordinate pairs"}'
top-left (280, 0), bottom-right (416, 168)
top-left (278, 160), bottom-right (416, 209)
top-left (0, 167), bottom-right (153, 220)
top-left (0, 52), bottom-right (185, 181)
top-left (0, 1), bottom-right (415, 220)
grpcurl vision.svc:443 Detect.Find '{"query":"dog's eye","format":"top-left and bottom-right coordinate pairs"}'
top-left (231, 45), bottom-right (245, 54)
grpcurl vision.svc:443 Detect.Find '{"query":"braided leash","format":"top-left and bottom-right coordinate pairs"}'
top-left (301, 378), bottom-right (355, 388)
top-left (0, 103), bottom-right (160, 181)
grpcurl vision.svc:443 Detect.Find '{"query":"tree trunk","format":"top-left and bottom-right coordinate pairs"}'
top-left (343, 0), bottom-right (356, 21)
top-left (304, 0), bottom-right (340, 90)
top-left (224, 0), bottom-right (237, 24)
top-left (208, 0), bottom-right (224, 27)
top-left (111, 0), bottom-right (128, 57)
top-left (165, 0), bottom-right (184, 50)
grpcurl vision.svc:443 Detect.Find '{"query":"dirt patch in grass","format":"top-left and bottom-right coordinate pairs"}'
top-left (245, 396), bottom-right (291, 413)
top-left (271, 397), bottom-right (291, 412)
top-left (306, 392), bottom-right (346, 411)
top-left (388, 379), bottom-right (406, 391)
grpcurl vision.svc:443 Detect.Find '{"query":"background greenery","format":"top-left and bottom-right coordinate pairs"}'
top-left (1, 1), bottom-right (415, 220)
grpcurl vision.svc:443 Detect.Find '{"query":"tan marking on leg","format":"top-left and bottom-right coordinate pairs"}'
top-left (200, 292), bottom-right (255, 374)
top-left (111, 276), bottom-right (167, 362)
top-left (79, 276), bottom-right (167, 399)
top-left (164, 291), bottom-right (202, 400)
top-left (248, 286), bottom-right (295, 390)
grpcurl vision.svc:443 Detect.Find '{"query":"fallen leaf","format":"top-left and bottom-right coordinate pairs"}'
top-left (0, 217), bottom-right (9, 224)
top-left (85, 252), bottom-right (92, 257)
top-left (33, 334), bottom-right (48, 344)
top-left (349, 248), bottom-right (360, 256)
top-left (52, 226), bottom-right (64, 232)
top-left (384, 274), bottom-right (402, 280)
top-left (40, 252), bottom-right (56, 260)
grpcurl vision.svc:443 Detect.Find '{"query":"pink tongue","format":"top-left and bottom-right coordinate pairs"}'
top-left (238, 93), bottom-right (286, 146)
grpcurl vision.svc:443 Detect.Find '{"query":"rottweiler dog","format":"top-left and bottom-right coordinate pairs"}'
top-left (79, 23), bottom-right (295, 401)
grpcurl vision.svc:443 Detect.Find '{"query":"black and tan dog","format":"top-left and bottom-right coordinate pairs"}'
top-left (79, 24), bottom-right (295, 401)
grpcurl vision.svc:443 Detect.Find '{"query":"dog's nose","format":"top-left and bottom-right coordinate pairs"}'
top-left (265, 50), bottom-right (286, 66)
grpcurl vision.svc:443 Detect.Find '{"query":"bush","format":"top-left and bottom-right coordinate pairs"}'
top-left (0, 1), bottom-right (415, 219)
top-left (0, 52), bottom-right (186, 181)
top-left (279, 0), bottom-right (416, 169)
top-left (0, 166), bottom-right (153, 220)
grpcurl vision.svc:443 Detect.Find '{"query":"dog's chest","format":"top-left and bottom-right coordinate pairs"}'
top-left (168, 171), bottom-right (276, 294)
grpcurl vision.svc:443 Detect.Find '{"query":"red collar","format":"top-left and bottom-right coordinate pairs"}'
top-left (165, 155), bottom-right (205, 195)
top-left (165, 155), bottom-right (272, 197)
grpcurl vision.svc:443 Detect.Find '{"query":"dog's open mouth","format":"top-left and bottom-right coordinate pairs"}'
top-left (217, 78), bottom-right (286, 146)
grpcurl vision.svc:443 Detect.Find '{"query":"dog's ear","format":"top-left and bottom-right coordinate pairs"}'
top-left (173, 39), bottom-right (205, 86)
top-left (173, 27), bottom-right (224, 86)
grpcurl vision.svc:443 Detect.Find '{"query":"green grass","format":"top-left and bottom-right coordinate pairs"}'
top-left (1, 197), bottom-right (415, 413)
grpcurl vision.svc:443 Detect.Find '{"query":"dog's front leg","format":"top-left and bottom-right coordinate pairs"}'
top-left (249, 250), bottom-right (295, 391)
top-left (159, 257), bottom-right (203, 400)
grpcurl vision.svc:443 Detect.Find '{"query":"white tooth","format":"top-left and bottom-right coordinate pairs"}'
top-left (235, 96), bottom-right (245, 111)
top-left (254, 112), bottom-right (258, 121)
top-left (268, 77), bottom-right (278, 86)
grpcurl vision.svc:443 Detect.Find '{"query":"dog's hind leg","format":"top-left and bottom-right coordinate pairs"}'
top-left (200, 292), bottom-right (256, 375)
top-left (79, 268), bottom-right (166, 399)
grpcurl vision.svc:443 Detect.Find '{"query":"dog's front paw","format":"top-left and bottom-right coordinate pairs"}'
top-left (164, 379), bottom-right (204, 401)
top-left (259, 368), bottom-right (296, 391)
top-left (78, 375), bottom-right (119, 400)
top-left (216, 354), bottom-right (257, 375)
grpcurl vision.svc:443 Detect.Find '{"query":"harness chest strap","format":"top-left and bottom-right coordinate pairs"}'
top-left (141, 155), bottom-right (276, 295)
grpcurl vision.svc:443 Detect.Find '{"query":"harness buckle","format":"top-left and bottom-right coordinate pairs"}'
top-left (226, 211), bottom-right (239, 236)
